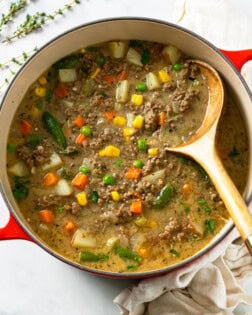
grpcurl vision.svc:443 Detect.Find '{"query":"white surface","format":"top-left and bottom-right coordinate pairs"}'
top-left (0, 1), bottom-right (252, 314)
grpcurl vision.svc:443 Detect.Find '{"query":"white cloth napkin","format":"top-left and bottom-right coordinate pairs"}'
top-left (114, 1), bottom-right (252, 314)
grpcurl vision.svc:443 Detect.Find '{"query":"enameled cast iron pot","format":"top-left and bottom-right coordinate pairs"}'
top-left (0, 18), bottom-right (252, 278)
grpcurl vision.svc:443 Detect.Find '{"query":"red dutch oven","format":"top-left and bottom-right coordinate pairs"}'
top-left (0, 18), bottom-right (252, 278)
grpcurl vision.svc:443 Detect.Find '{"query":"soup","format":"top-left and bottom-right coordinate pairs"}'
top-left (6, 40), bottom-right (248, 273)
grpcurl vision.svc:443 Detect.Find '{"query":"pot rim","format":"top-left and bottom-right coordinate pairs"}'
top-left (0, 17), bottom-right (251, 279)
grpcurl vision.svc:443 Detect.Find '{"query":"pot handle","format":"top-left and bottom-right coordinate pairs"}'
top-left (220, 49), bottom-right (252, 71)
top-left (0, 213), bottom-right (32, 241)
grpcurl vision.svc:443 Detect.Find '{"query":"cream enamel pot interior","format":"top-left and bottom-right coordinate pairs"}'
top-left (0, 18), bottom-right (252, 278)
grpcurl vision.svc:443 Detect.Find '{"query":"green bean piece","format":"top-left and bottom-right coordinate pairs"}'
top-left (80, 251), bottom-right (109, 262)
top-left (42, 111), bottom-right (67, 148)
top-left (114, 246), bottom-right (142, 263)
top-left (154, 183), bottom-right (174, 209)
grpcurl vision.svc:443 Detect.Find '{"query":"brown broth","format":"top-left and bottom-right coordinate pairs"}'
top-left (6, 41), bottom-right (248, 273)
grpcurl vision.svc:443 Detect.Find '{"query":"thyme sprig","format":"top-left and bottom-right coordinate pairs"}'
top-left (0, 0), bottom-right (28, 33)
top-left (0, 47), bottom-right (37, 69)
top-left (0, 47), bottom-right (38, 92)
top-left (3, 0), bottom-right (81, 42)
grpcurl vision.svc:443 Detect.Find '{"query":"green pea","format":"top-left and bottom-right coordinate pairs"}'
top-left (133, 160), bottom-right (144, 169)
top-left (79, 166), bottom-right (90, 175)
top-left (103, 174), bottom-right (114, 185)
top-left (80, 125), bottom-right (92, 137)
top-left (135, 83), bottom-right (147, 92)
top-left (173, 63), bottom-right (182, 71)
top-left (137, 138), bottom-right (147, 151)
top-left (58, 206), bottom-right (64, 213)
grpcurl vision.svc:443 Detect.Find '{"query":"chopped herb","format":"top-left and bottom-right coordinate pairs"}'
top-left (25, 134), bottom-right (41, 147)
top-left (206, 219), bottom-right (215, 234)
top-left (127, 265), bottom-right (137, 271)
top-left (141, 49), bottom-right (150, 64)
top-left (36, 101), bottom-right (44, 109)
top-left (182, 203), bottom-right (190, 213)
top-left (12, 175), bottom-right (29, 200)
top-left (170, 248), bottom-right (180, 257)
top-left (60, 168), bottom-right (73, 180)
top-left (7, 143), bottom-right (16, 152)
top-left (198, 199), bottom-right (207, 206)
top-left (45, 89), bottom-right (52, 102)
top-left (204, 206), bottom-right (211, 214)
top-left (229, 147), bottom-right (239, 157)
top-left (53, 54), bottom-right (79, 69)
top-left (178, 156), bottom-right (186, 163)
top-left (115, 159), bottom-right (123, 167)
top-left (86, 46), bottom-right (98, 52)
top-left (58, 206), bottom-right (64, 213)
top-left (91, 190), bottom-right (99, 203)
top-left (96, 55), bottom-right (106, 67)
top-left (129, 40), bottom-right (143, 48)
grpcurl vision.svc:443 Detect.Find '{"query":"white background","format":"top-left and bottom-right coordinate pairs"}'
top-left (0, 0), bottom-right (252, 314)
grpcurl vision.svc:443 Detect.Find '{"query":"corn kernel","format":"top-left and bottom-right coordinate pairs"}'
top-left (98, 145), bottom-right (120, 157)
top-left (123, 127), bottom-right (137, 137)
top-left (38, 76), bottom-right (47, 85)
top-left (30, 106), bottom-right (40, 117)
top-left (35, 87), bottom-right (46, 97)
top-left (148, 220), bottom-right (157, 228)
top-left (90, 68), bottom-right (101, 79)
top-left (132, 115), bottom-right (144, 129)
top-left (111, 191), bottom-right (120, 202)
top-left (148, 148), bottom-right (159, 156)
top-left (76, 192), bottom-right (88, 206)
top-left (181, 183), bottom-right (192, 194)
top-left (158, 69), bottom-right (171, 83)
top-left (113, 116), bottom-right (126, 126)
top-left (131, 94), bottom-right (143, 106)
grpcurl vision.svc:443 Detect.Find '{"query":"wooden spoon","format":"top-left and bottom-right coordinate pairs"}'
top-left (166, 60), bottom-right (252, 253)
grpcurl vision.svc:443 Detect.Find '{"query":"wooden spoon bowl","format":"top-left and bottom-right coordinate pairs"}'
top-left (167, 60), bottom-right (252, 253)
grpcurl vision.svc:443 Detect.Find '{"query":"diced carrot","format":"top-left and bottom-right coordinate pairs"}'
top-left (73, 115), bottom-right (85, 128)
top-left (39, 209), bottom-right (54, 224)
top-left (55, 84), bottom-right (69, 97)
top-left (130, 200), bottom-right (142, 214)
top-left (103, 75), bottom-right (115, 84)
top-left (118, 70), bottom-right (128, 81)
top-left (158, 111), bottom-right (166, 126)
top-left (138, 247), bottom-right (148, 257)
top-left (105, 111), bottom-right (115, 120)
top-left (43, 172), bottom-right (59, 187)
top-left (64, 220), bottom-right (76, 233)
top-left (125, 167), bottom-right (142, 179)
top-left (21, 120), bottom-right (32, 136)
top-left (71, 173), bottom-right (88, 190)
top-left (75, 134), bottom-right (87, 145)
